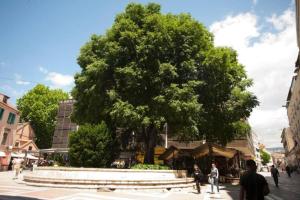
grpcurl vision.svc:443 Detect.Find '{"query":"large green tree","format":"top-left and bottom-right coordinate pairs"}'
top-left (72, 3), bottom-right (258, 163)
top-left (17, 84), bottom-right (68, 148)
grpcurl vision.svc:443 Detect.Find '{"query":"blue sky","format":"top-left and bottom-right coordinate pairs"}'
top-left (0, 0), bottom-right (296, 147)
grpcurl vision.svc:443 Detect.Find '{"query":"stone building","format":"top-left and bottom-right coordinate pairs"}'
top-left (281, 127), bottom-right (298, 166)
top-left (283, 0), bottom-right (300, 167)
top-left (0, 93), bottom-right (20, 171)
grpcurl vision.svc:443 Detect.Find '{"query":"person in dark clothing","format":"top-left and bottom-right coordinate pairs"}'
top-left (286, 165), bottom-right (291, 177)
top-left (193, 164), bottom-right (203, 194)
top-left (270, 165), bottom-right (279, 187)
top-left (240, 160), bottom-right (269, 200)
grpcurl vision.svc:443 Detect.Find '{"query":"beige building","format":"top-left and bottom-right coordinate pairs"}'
top-left (0, 93), bottom-right (20, 171)
top-left (13, 122), bottom-right (38, 153)
top-left (281, 127), bottom-right (298, 166)
top-left (284, 0), bottom-right (300, 167)
top-left (271, 152), bottom-right (285, 170)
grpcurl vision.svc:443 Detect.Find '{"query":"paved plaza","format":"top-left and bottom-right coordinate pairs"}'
top-left (0, 171), bottom-right (300, 200)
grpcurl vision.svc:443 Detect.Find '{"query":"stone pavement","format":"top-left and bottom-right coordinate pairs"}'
top-left (262, 171), bottom-right (300, 200)
top-left (0, 170), bottom-right (299, 199)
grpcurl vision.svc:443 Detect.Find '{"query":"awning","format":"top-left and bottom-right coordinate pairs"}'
top-left (226, 139), bottom-right (255, 157)
top-left (160, 143), bottom-right (237, 160)
top-left (11, 152), bottom-right (38, 160)
top-left (192, 143), bottom-right (237, 159)
top-left (0, 151), bottom-right (6, 157)
top-left (11, 152), bottom-right (24, 158)
top-left (26, 154), bottom-right (38, 160)
top-left (158, 146), bottom-right (179, 160)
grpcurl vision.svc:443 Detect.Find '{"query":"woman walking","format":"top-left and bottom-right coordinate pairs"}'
top-left (210, 163), bottom-right (219, 193)
top-left (193, 164), bottom-right (203, 194)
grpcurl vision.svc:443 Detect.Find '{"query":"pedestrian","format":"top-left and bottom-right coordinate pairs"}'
top-left (286, 165), bottom-right (291, 177)
top-left (12, 158), bottom-right (24, 179)
top-left (209, 163), bottom-right (219, 194)
top-left (193, 164), bottom-right (203, 194)
top-left (240, 159), bottom-right (270, 200)
top-left (270, 165), bottom-right (279, 187)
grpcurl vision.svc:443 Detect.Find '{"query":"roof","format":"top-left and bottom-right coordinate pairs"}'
top-left (0, 101), bottom-right (19, 113)
top-left (193, 143), bottom-right (237, 159)
top-left (19, 140), bottom-right (38, 150)
top-left (159, 143), bottom-right (237, 160)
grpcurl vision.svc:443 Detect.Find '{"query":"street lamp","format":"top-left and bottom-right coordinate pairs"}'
top-left (164, 123), bottom-right (168, 148)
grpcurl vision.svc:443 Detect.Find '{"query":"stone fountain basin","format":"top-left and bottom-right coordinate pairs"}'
top-left (23, 167), bottom-right (194, 190)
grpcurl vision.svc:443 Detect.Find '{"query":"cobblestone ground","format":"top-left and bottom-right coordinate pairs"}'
top-left (0, 170), bottom-right (299, 199)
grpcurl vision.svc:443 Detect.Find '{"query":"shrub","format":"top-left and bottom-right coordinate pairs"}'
top-left (131, 164), bottom-right (170, 170)
top-left (68, 122), bottom-right (117, 167)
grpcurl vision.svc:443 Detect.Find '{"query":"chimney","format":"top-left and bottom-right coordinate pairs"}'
top-left (0, 93), bottom-right (10, 104)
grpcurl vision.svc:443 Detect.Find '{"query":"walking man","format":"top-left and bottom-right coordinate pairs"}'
top-left (209, 163), bottom-right (219, 194)
top-left (271, 165), bottom-right (279, 187)
top-left (240, 160), bottom-right (269, 200)
top-left (193, 164), bottom-right (202, 194)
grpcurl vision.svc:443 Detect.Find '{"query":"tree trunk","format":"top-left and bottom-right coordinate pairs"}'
top-left (208, 142), bottom-right (213, 165)
top-left (144, 124), bottom-right (157, 164)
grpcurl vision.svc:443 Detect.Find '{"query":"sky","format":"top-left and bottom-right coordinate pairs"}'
top-left (0, 0), bottom-right (297, 148)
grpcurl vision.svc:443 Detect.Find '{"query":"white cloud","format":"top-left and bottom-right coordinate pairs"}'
top-left (14, 74), bottom-right (30, 85)
top-left (38, 66), bottom-right (74, 88)
top-left (38, 66), bottom-right (48, 74)
top-left (45, 72), bottom-right (74, 88)
top-left (0, 84), bottom-right (24, 100)
top-left (210, 8), bottom-right (297, 148)
top-left (210, 13), bottom-right (260, 51)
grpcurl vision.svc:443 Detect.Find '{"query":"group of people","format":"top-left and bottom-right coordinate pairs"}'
top-left (193, 163), bottom-right (219, 194)
top-left (193, 160), bottom-right (270, 199)
top-left (193, 160), bottom-right (299, 199)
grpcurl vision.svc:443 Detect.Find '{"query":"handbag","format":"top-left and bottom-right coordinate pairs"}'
top-left (208, 177), bottom-right (212, 184)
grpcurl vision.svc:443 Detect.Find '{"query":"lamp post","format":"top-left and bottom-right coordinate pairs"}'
top-left (164, 123), bottom-right (168, 148)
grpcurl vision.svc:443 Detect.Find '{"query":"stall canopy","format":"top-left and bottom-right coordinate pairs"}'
top-left (0, 151), bottom-right (6, 157)
top-left (158, 146), bottom-right (179, 161)
top-left (11, 152), bottom-right (38, 160)
top-left (192, 143), bottom-right (237, 159)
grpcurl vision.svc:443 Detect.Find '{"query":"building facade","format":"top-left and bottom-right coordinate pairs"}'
top-left (13, 122), bottom-right (38, 153)
top-left (0, 93), bottom-right (20, 171)
top-left (52, 99), bottom-right (77, 149)
top-left (281, 127), bottom-right (298, 166)
top-left (284, 0), bottom-right (300, 167)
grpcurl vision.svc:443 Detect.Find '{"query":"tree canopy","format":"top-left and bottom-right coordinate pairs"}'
top-left (72, 3), bottom-right (258, 163)
top-left (68, 122), bottom-right (117, 167)
top-left (17, 84), bottom-right (68, 148)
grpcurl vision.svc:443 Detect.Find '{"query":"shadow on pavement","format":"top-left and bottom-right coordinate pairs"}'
top-left (0, 196), bottom-right (42, 200)
top-left (221, 184), bottom-right (240, 200)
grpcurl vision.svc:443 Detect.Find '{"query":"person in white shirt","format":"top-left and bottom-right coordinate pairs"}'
top-left (12, 158), bottom-right (24, 179)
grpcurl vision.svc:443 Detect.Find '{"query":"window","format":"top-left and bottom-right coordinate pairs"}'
top-left (1, 132), bottom-right (8, 145)
top-left (28, 146), bottom-right (32, 151)
top-left (15, 142), bottom-right (19, 147)
top-left (7, 112), bottom-right (16, 124)
top-left (0, 107), bottom-right (4, 120)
